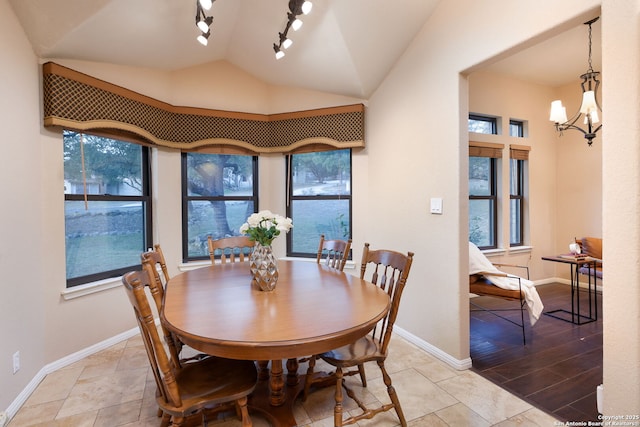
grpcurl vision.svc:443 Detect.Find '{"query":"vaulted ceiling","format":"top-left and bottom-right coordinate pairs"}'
top-left (9, 0), bottom-right (601, 98)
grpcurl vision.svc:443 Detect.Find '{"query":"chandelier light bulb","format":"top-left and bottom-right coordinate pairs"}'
top-left (292, 18), bottom-right (303, 31)
top-left (276, 50), bottom-right (285, 59)
top-left (579, 90), bottom-right (598, 115)
top-left (549, 100), bottom-right (568, 124)
top-left (282, 38), bottom-right (293, 49)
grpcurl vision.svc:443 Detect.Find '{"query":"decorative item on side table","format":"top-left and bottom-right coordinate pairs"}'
top-left (240, 210), bottom-right (293, 291)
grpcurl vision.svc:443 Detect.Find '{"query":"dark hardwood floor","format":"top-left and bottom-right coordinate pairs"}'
top-left (470, 282), bottom-right (603, 422)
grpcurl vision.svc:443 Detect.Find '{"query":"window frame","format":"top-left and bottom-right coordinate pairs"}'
top-left (285, 149), bottom-right (353, 258)
top-left (181, 152), bottom-right (259, 262)
top-left (63, 131), bottom-right (152, 288)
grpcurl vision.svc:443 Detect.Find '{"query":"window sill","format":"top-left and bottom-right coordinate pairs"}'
top-left (60, 277), bottom-right (122, 301)
top-left (509, 245), bottom-right (532, 254)
top-left (482, 245), bottom-right (532, 257)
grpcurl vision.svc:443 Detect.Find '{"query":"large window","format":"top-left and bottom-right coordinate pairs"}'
top-left (182, 153), bottom-right (258, 261)
top-left (63, 130), bottom-right (151, 287)
top-left (286, 149), bottom-right (352, 257)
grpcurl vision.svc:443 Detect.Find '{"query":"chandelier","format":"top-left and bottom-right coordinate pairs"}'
top-left (273, 0), bottom-right (313, 60)
top-left (549, 17), bottom-right (601, 146)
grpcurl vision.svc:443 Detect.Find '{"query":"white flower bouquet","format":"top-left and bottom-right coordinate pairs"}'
top-left (239, 210), bottom-right (293, 246)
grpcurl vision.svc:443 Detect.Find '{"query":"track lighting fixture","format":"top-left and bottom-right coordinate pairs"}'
top-left (194, 0), bottom-right (215, 46)
top-left (273, 0), bottom-right (313, 59)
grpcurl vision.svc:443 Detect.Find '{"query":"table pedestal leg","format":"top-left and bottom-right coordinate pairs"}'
top-left (286, 358), bottom-right (299, 386)
top-left (269, 359), bottom-right (285, 406)
top-left (248, 359), bottom-right (304, 427)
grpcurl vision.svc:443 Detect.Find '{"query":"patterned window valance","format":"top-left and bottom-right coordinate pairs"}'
top-left (42, 62), bottom-right (365, 154)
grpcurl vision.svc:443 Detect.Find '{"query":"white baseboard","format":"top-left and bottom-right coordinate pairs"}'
top-left (393, 326), bottom-right (472, 370)
top-left (3, 327), bottom-right (140, 422)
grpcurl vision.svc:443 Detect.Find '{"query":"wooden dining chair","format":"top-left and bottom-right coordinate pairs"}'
top-left (297, 235), bottom-right (353, 368)
top-left (207, 235), bottom-right (254, 265)
top-left (141, 246), bottom-right (205, 367)
top-left (304, 243), bottom-right (414, 427)
top-left (316, 234), bottom-right (352, 271)
top-left (122, 269), bottom-right (258, 427)
top-left (141, 244), bottom-right (170, 284)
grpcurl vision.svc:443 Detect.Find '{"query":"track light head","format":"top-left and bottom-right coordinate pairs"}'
top-left (273, 44), bottom-right (285, 60)
top-left (196, 15), bottom-right (213, 33)
top-left (199, 0), bottom-right (213, 11)
top-left (197, 30), bottom-right (211, 46)
top-left (288, 0), bottom-right (312, 15)
top-left (279, 32), bottom-right (293, 49)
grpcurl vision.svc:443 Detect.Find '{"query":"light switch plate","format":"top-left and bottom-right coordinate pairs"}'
top-left (430, 197), bottom-right (443, 214)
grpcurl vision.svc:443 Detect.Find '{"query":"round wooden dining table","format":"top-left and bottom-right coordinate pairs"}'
top-left (161, 259), bottom-right (390, 426)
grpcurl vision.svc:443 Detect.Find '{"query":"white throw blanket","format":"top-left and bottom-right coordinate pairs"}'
top-left (469, 242), bottom-right (544, 326)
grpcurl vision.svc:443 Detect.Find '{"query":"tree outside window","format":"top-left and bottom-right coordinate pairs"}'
top-left (287, 149), bottom-right (352, 256)
top-left (182, 153), bottom-right (257, 260)
top-left (63, 130), bottom-right (151, 287)
top-left (469, 156), bottom-right (497, 249)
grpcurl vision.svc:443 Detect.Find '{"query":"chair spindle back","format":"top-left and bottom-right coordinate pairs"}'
top-left (359, 243), bottom-right (414, 354)
top-left (316, 234), bottom-right (352, 271)
top-left (208, 236), bottom-right (254, 265)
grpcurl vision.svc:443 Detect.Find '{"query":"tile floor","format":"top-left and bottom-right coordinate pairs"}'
top-left (7, 335), bottom-right (560, 426)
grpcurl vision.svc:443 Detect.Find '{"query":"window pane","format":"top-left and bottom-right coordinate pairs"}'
top-left (291, 151), bottom-right (351, 196)
top-left (186, 154), bottom-right (254, 196)
top-left (469, 199), bottom-right (494, 247)
top-left (63, 130), bottom-right (150, 286)
top-left (509, 120), bottom-right (524, 137)
top-left (183, 153), bottom-right (258, 261)
top-left (288, 149), bottom-right (352, 257)
top-left (509, 159), bottom-right (519, 194)
top-left (289, 199), bottom-right (350, 254)
top-left (64, 132), bottom-right (142, 196)
top-left (186, 200), bottom-right (255, 258)
top-left (469, 157), bottom-right (492, 196)
top-left (468, 115), bottom-right (497, 134)
top-left (510, 199), bottom-right (522, 245)
top-left (65, 200), bottom-right (145, 280)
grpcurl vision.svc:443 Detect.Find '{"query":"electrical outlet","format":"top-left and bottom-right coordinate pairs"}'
top-left (12, 351), bottom-right (20, 374)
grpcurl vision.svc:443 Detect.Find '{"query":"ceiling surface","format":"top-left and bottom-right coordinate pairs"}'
top-left (9, 0), bottom-right (601, 98)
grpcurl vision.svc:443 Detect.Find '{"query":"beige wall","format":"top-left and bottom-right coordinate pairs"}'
top-left (3, 0), bottom-right (639, 417)
top-left (601, 0), bottom-right (640, 413)
top-left (0, 0), bottom-right (46, 408)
